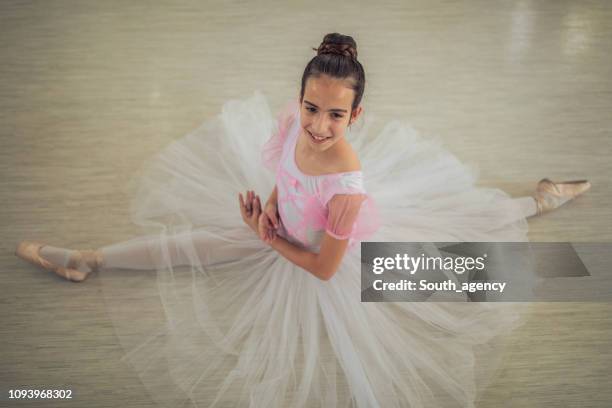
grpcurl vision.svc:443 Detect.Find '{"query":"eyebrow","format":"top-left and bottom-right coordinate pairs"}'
top-left (303, 100), bottom-right (348, 113)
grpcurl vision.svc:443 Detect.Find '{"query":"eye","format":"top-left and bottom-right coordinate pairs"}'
top-left (305, 106), bottom-right (343, 119)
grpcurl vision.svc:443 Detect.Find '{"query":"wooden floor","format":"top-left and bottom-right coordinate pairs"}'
top-left (2, 1), bottom-right (611, 407)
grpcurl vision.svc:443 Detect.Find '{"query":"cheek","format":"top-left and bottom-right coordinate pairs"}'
top-left (300, 115), bottom-right (311, 128)
top-left (332, 123), bottom-right (346, 137)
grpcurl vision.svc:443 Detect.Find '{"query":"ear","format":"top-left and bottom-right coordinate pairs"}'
top-left (349, 105), bottom-right (363, 126)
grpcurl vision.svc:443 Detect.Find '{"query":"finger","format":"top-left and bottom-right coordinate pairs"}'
top-left (259, 214), bottom-right (270, 242)
top-left (257, 214), bottom-right (263, 230)
top-left (239, 193), bottom-right (245, 212)
top-left (245, 191), bottom-right (252, 209)
top-left (252, 195), bottom-right (261, 218)
top-left (262, 213), bottom-right (270, 231)
top-left (265, 214), bottom-right (273, 229)
top-left (266, 209), bottom-right (276, 228)
top-left (271, 213), bottom-right (279, 229)
top-left (258, 213), bottom-right (266, 229)
top-left (239, 193), bottom-right (248, 221)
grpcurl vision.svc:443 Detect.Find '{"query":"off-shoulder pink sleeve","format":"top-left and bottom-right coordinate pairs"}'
top-left (325, 194), bottom-right (367, 239)
top-left (324, 193), bottom-right (381, 246)
top-left (261, 98), bottom-right (300, 173)
top-left (319, 173), bottom-right (382, 246)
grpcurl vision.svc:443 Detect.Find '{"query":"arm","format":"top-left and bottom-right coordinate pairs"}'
top-left (268, 193), bottom-right (365, 281)
top-left (268, 233), bottom-right (348, 281)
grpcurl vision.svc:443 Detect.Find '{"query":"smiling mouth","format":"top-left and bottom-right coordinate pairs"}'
top-left (307, 130), bottom-right (331, 142)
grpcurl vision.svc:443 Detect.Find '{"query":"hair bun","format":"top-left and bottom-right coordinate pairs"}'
top-left (312, 33), bottom-right (358, 60)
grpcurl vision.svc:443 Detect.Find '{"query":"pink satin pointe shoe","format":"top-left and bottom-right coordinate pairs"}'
top-left (534, 178), bottom-right (591, 215)
top-left (15, 240), bottom-right (103, 282)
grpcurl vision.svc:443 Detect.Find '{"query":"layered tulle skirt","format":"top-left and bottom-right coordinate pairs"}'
top-left (99, 91), bottom-right (535, 407)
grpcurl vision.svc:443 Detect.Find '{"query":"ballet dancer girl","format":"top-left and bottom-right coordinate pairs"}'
top-left (16, 33), bottom-right (590, 407)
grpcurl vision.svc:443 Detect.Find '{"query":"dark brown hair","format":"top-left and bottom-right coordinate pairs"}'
top-left (300, 33), bottom-right (366, 119)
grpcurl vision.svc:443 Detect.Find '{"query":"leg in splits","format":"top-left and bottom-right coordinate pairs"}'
top-left (15, 227), bottom-right (262, 282)
top-left (99, 228), bottom-right (261, 271)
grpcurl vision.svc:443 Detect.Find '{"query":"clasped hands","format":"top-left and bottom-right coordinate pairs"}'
top-left (238, 190), bottom-right (280, 243)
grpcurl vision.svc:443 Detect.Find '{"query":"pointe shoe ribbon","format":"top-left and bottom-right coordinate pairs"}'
top-left (534, 178), bottom-right (591, 215)
top-left (15, 240), bottom-right (90, 282)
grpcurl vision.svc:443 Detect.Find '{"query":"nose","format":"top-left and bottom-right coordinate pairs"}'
top-left (311, 113), bottom-right (329, 136)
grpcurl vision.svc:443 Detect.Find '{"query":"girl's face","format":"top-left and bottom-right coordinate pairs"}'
top-left (299, 75), bottom-right (362, 153)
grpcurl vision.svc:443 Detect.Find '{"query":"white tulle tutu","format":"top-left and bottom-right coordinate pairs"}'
top-left (99, 91), bottom-right (535, 408)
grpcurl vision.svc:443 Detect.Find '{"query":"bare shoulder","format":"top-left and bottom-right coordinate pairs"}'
top-left (331, 142), bottom-right (361, 173)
